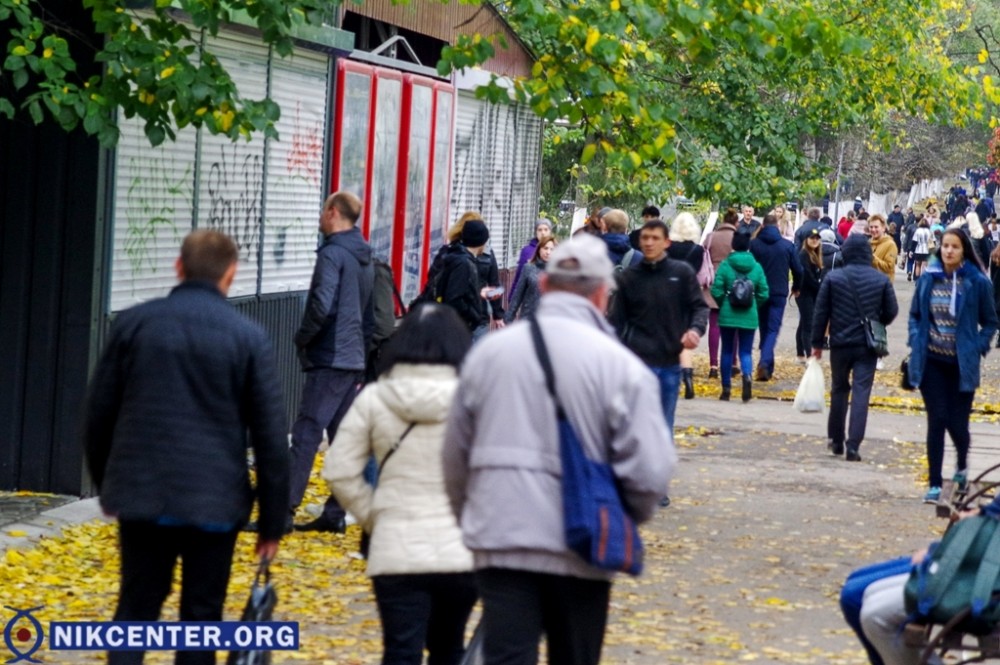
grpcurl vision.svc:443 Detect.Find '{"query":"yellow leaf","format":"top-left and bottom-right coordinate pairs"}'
top-left (610, 0), bottom-right (620, 9)
top-left (980, 49), bottom-right (989, 64)
top-left (714, 182), bottom-right (722, 192)
top-left (8, 530), bottom-right (28, 537)
top-left (584, 28), bottom-right (600, 55)
top-left (43, 47), bottom-right (53, 58)
top-left (581, 143), bottom-right (597, 164)
top-left (159, 66), bottom-right (176, 80)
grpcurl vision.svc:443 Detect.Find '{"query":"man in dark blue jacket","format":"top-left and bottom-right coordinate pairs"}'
top-left (811, 235), bottom-right (898, 461)
top-left (289, 191), bottom-right (375, 532)
top-left (84, 230), bottom-right (289, 665)
top-left (750, 213), bottom-right (803, 380)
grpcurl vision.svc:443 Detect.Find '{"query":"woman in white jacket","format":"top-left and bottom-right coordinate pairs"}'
top-left (324, 304), bottom-right (476, 665)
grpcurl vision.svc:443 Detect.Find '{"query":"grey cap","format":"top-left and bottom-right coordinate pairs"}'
top-left (546, 235), bottom-right (615, 287)
top-left (535, 218), bottom-right (553, 231)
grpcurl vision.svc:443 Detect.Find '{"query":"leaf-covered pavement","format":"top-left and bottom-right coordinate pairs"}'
top-left (2, 418), bottom-right (942, 664)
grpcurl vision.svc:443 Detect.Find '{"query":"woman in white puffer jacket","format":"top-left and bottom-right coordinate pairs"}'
top-left (324, 303), bottom-right (475, 665)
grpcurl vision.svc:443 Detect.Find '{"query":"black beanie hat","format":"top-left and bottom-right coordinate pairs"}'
top-left (461, 220), bottom-right (490, 247)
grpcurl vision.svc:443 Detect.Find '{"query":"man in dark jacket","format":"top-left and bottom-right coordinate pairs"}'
top-left (793, 207), bottom-right (825, 251)
top-left (811, 234), bottom-right (898, 461)
top-left (887, 204), bottom-right (905, 231)
top-left (750, 213), bottom-right (803, 380)
top-left (603, 209), bottom-right (642, 268)
top-left (83, 230), bottom-right (289, 665)
top-left (289, 191), bottom-right (375, 532)
top-left (610, 219), bottom-right (709, 434)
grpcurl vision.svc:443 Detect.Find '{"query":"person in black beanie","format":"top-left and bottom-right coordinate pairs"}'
top-left (439, 220), bottom-right (490, 334)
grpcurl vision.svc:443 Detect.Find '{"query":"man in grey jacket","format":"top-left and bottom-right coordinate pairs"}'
top-left (443, 235), bottom-right (676, 665)
top-left (288, 191), bottom-right (375, 533)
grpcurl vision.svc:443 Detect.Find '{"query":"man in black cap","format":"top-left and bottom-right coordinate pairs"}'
top-left (440, 219), bottom-right (491, 335)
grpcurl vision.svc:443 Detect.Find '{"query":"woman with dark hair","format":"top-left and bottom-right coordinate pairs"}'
top-left (324, 304), bottom-right (477, 665)
top-left (908, 228), bottom-right (997, 503)
top-left (505, 236), bottom-right (556, 322)
top-left (795, 229), bottom-right (824, 363)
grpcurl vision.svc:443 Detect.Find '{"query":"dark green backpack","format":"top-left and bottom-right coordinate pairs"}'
top-left (904, 515), bottom-right (1000, 635)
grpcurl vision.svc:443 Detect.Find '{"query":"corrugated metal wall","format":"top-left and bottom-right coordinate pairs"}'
top-left (232, 295), bottom-right (307, 429)
top-left (0, 0), bottom-right (104, 495)
top-left (0, 121), bottom-right (103, 495)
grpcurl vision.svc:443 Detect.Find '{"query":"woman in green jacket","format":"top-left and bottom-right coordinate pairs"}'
top-left (710, 230), bottom-right (769, 402)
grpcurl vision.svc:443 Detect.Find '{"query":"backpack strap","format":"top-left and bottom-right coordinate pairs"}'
top-left (919, 516), bottom-right (986, 616)
top-left (619, 248), bottom-right (635, 269)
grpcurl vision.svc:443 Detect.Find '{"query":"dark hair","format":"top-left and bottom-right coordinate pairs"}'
top-left (180, 230), bottom-right (238, 282)
top-left (940, 228), bottom-right (986, 273)
top-left (762, 213), bottom-right (778, 227)
top-left (532, 236), bottom-right (556, 263)
top-left (641, 205), bottom-right (660, 218)
top-left (723, 208), bottom-right (739, 226)
top-left (732, 229), bottom-right (752, 252)
top-left (640, 219), bottom-right (669, 238)
top-left (378, 303), bottom-right (471, 376)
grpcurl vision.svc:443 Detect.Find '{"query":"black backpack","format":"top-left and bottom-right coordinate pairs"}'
top-left (728, 274), bottom-right (755, 309)
top-left (366, 259), bottom-right (406, 382)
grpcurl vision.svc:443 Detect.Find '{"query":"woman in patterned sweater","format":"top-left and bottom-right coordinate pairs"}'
top-left (907, 228), bottom-right (998, 503)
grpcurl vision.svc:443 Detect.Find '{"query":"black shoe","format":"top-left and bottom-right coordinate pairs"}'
top-left (659, 496), bottom-right (671, 508)
top-left (244, 516), bottom-right (293, 535)
top-left (755, 366), bottom-right (770, 382)
top-left (294, 514), bottom-right (347, 533)
top-left (683, 368), bottom-right (695, 399)
top-left (741, 376), bottom-right (752, 402)
top-left (719, 388), bottom-right (731, 401)
top-left (828, 441), bottom-right (844, 456)
top-left (709, 367), bottom-right (719, 379)
top-left (845, 448), bottom-right (862, 462)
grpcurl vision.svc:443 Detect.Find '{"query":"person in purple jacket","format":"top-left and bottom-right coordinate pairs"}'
top-left (511, 219), bottom-right (553, 296)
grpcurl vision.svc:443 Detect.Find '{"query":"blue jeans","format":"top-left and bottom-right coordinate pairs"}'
top-left (650, 365), bottom-right (681, 431)
top-left (719, 327), bottom-right (756, 389)
top-left (757, 296), bottom-right (787, 374)
top-left (840, 557), bottom-right (912, 665)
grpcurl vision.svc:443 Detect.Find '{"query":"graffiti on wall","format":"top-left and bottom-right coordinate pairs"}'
top-left (270, 102), bottom-right (323, 266)
top-left (123, 155), bottom-right (192, 276)
top-left (205, 143), bottom-right (262, 259)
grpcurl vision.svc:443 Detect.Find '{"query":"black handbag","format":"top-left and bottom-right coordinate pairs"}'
top-left (227, 560), bottom-right (278, 665)
top-left (849, 283), bottom-right (889, 357)
top-left (900, 355), bottom-right (915, 390)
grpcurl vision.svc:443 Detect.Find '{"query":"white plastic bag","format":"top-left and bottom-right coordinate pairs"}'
top-left (793, 358), bottom-right (826, 413)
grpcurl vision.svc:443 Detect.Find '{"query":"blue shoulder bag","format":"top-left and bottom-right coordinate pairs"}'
top-left (528, 316), bottom-right (644, 575)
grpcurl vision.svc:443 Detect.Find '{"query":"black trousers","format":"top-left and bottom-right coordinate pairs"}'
top-left (476, 568), bottom-right (611, 665)
top-left (827, 345), bottom-right (877, 451)
top-left (919, 356), bottom-right (974, 487)
top-left (289, 368), bottom-right (363, 520)
top-left (795, 293), bottom-right (816, 358)
top-left (372, 572), bottom-right (478, 665)
top-left (110, 520), bottom-right (239, 665)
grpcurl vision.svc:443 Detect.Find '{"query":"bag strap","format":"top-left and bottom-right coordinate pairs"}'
top-left (254, 558), bottom-right (271, 587)
top-left (847, 275), bottom-right (874, 322)
top-left (528, 315), bottom-right (566, 419)
top-left (377, 423), bottom-right (417, 476)
top-left (390, 274), bottom-right (407, 316)
top-left (970, 519), bottom-right (1000, 616)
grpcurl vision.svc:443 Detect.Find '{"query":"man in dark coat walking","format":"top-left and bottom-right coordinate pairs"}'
top-left (750, 213), bottom-right (803, 380)
top-left (84, 230), bottom-right (290, 665)
top-left (289, 191), bottom-right (375, 532)
top-left (811, 234), bottom-right (898, 461)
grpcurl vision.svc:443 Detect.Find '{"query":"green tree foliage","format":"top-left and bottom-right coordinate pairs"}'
top-left (0, 0), bottom-right (329, 145)
top-left (441, 0), bottom-right (988, 204)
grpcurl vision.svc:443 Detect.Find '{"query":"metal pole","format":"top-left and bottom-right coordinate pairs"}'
top-left (832, 139), bottom-right (846, 223)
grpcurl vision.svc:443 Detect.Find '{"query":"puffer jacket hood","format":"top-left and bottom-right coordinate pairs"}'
top-left (603, 233), bottom-right (637, 266)
top-left (841, 234), bottom-right (873, 265)
top-left (329, 226), bottom-right (373, 266)
top-left (376, 364), bottom-right (458, 424)
top-left (755, 225), bottom-right (783, 244)
top-left (726, 250), bottom-right (757, 274)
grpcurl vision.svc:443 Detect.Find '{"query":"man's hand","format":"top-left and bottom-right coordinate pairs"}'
top-left (911, 546), bottom-right (929, 564)
top-left (681, 329), bottom-right (701, 349)
top-left (492, 319), bottom-right (506, 330)
top-left (256, 539), bottom-right (279, 562)
top-left (811, 347), bottom-right (823, 360)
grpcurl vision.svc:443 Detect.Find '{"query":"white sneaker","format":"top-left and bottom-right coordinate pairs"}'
top-left (876, 359), bottom-right (884, 371)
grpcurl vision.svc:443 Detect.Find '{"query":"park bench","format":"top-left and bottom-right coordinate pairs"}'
top-left (906, 465), bottom-right (1000, 664)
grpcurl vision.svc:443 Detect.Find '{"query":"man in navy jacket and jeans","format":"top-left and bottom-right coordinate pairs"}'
top-left (289, 191), bottom-right (375, 532)
top-left (84, 230), bottom-right (289, 665)
top-left (750, 212), bottom-right (803, 381)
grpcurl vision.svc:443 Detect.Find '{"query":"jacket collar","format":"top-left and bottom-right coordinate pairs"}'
top-left (170, 280), bottom-right (226, 299)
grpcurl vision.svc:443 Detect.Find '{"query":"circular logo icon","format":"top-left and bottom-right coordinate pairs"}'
top-left (4, 606), bottom-right (44, 664)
